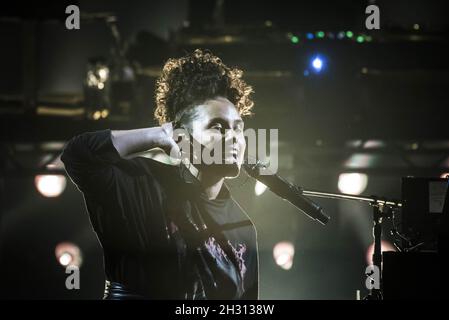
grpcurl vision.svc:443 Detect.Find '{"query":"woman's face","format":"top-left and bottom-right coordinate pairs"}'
top-left (185, 96), bottom-right (246, 178)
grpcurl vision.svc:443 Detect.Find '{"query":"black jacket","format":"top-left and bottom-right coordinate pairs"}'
top-left (61, 129), bottom-right (259, 299)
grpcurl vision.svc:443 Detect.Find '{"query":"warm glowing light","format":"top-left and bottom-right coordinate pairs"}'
top-left (366, 240), bottom-right (396, 265)
top-left (59, 253), bottom-right (73, 266)
top-left (273, 241), bottom-right (295, 270)
top-left (92, 111), bottom-right (102, 120)
top-left (55, 242), bottom-right (82, 267)
top-left (101, 109), bottom-right (109, 118)
top-left (338, 173), bottom-right (368, 195)
top-left (35, 175), bottom-right (66, 197)
top-left (97, 67), bottom-right (109, 82)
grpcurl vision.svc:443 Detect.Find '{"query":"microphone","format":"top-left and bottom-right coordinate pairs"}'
top-left (243, 162), bottom-right (330, 225)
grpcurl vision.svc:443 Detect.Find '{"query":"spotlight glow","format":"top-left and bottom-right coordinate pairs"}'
top-left (35, 175), bottom-right (67, 197)
top-left (366, 240), bottom-right (396, 265)
top-left (338, 173), bottom-right (368, 195)
top-left (101, 109), bottom-right (109, 118)
top-left (92, 110), bottom-right (102, 120)
top-left (97, 67), bottom-right (109, 82)
top-left (273, 241), bottom-right (295, 270)
top-left (254, 181), bottom-right (268, 196)
top-left (55, 242), bottom-right (83, 267)
top-left (59, 253), bottom-right (73, 266)
top-left (311, 56), bottom-right (324, 72)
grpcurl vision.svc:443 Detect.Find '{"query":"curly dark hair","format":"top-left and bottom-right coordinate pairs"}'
top-left (154, 49), bottom-right (254, 125)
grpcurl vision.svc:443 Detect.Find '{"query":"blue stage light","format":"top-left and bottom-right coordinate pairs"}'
top-left (311, 56), bottom-right (324, 72)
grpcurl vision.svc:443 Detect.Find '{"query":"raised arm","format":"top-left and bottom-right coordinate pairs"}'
top-left (110, 123), bottom-right (178, 158)
top-left (61, 123), bottom-right (177, 195)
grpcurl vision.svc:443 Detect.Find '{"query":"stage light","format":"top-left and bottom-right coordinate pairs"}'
top-left (55, 242), bottom-right (83, 267)
top-left (356, 35), bottom-right (365, 43)
top-left (337, 31), bottom-right (345, 39)
top-left (316, 31), bottom-right (325, 38)
top-left (101, 108), bottom-right (109, 118)
top-left (273, 241), bottom-right (295, 270)
top-left (346, 31), bottom-right (353, 38)
top-left (366, 240), bottom-right (396, 265)
top-left (312, 57), bottom-right (322, 70)
top-left (86, 63), bottom-right (109, 89)
top-left (35, 174), bottom-right (67, 197)
top-left (59, 253), bottom-right (72, 266)
top-left (306, 33), bottom-right (314, 40)
top-left (98, 67), bottom-right (109, 82)
top-left (338, 173), bottom-right (368, 195)
top-left (255, 180), bottom-right (268, 196)
top-left (311, 56), bottom-right (324, 73)
top-left (291, 36), bottom-right (299, 44)
top-left (413, 23), bottom-right (420, 31)
top-left (92, 110), bottom-right (102, 120)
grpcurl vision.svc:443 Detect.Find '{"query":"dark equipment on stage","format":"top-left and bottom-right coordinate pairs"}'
top-left (382, 251), bottom-right (446, 299)
top-left (400, 177), bottom-right (449, 253)
top-left (381, 177), bottom-right (449, 300)
top-left (244, 169), bottom-right (449, 299)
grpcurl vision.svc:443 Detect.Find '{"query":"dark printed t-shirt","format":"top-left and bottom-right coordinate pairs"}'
top-left (61, 130), bottom-right (259, 299)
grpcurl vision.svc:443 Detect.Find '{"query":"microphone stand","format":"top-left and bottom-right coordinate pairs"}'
top-left (301, 189), bottom-right (402, 300)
